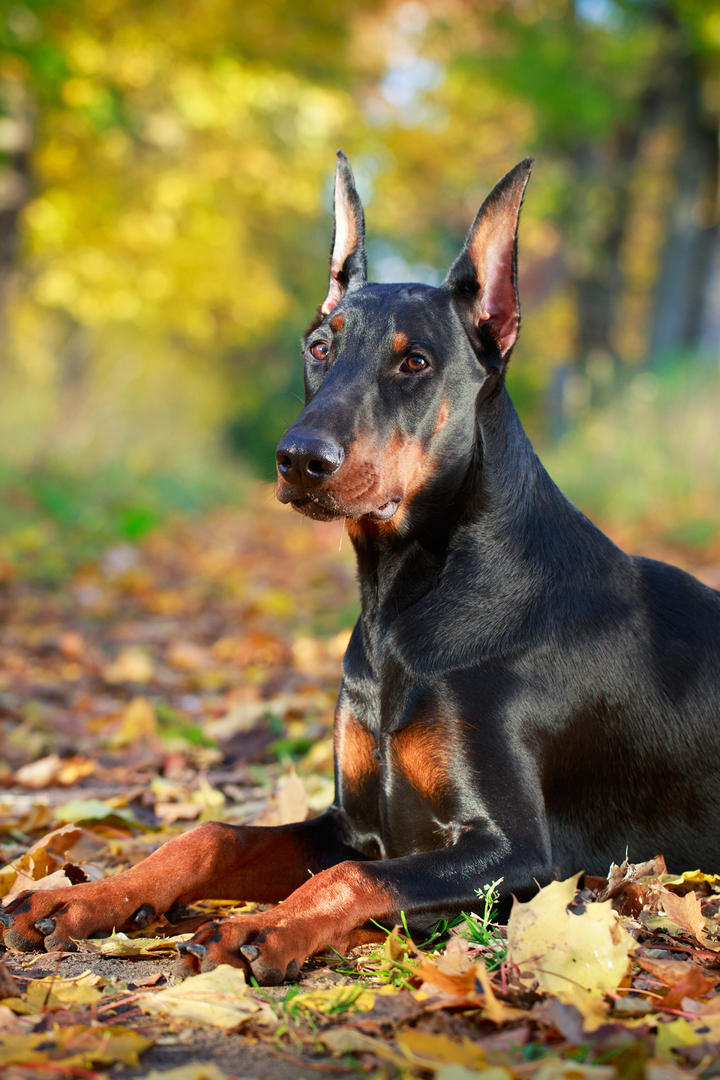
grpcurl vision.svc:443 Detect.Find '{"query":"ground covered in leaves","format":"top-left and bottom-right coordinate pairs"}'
top-left (2, 487), bottom-right (720, 1080)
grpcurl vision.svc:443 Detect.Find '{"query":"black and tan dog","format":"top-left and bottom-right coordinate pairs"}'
top-left (3, 153), bottom-right (720, 984)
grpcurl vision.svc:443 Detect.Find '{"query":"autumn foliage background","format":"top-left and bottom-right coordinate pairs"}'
top-left (2, 4), bottom-right (720, 1076)
top-left (0, 0), bottom-right (719, 581)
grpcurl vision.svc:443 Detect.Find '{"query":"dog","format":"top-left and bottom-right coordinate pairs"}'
top-left (2, 153), bottom-right (719, 986)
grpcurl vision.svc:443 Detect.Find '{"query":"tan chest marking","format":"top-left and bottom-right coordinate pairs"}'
top-left (336, 710), bottom-right (378, 793)
top-left (391, 719), bottom-right (454, 802)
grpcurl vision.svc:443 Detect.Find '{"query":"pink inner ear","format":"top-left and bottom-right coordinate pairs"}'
top-left (321, 177), bottom-right (360, 315)
top-left (321, 279), bottom-right (344, 316)
top-left (471, 217), bottom-right (519, 358)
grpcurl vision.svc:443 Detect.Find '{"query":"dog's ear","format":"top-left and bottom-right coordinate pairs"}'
top-left (321, 150), bottom-right (367, 315)
top-left (444, 159), bottom-right (533, 363)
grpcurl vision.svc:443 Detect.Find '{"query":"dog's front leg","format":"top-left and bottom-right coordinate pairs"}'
top-left (0, 812), bottom-right (358, 953)
top-left (176, 830), bottom-right (551, 984)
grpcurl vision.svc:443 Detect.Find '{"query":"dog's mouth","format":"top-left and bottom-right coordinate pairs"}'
top-left (289, 495), bottom-right (401, 523)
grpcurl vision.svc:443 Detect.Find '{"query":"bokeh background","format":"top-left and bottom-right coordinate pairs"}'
top-left (1, 0), bottom-right (719, 579)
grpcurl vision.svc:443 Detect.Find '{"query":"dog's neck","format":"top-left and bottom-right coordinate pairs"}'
top-left (349, 384), bottom-right (620, 634)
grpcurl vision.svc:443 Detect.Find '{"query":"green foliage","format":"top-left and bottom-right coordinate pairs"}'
top-left (0, 461), bottom-right (240, 582)
top-left (0, 0), bottom-right (717, 544)
top-left (543, 358), bottom-right (720, 546)
top-left (155, 704), bottom-right (217, 749)
top-left (458, 878), bottom-right (507, 969)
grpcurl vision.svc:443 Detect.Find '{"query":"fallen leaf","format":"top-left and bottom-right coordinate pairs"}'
top-left (252, 768), bottom-right (309, 826)
top-left (507, 874), bottom-right (634, 1028)
top-left (140, 964), bottom-right (276, 1029)
top-left (395, 1030), bottom-right (488, 1071)
top-left (533, 1063), bottom-right (616, 1080)
top-left (290, 983), bottom-right (390, 1015)
top-left (167, 640), bottom-right (212, 671)
top-left (0, 1024), bottom-right (151, 1068)
top-left (82, 930), bottom-right (193, 956)
top-left (54, 797), bottom-right (138, 827)
top-left (8, 864), bottom-right (88, 898)
top-left (15, 754), bottom-right (63, 788)
top-left (659, 888), bottom-right (720, 952)
top-left (435, 1068), bottom-right (511, 1080)
top-left (155, 801), bottom-right (203, 822)
top-left (104, 647), bottom-right (154, 684)
top-left (319, 1027), bottom-right (408, 1068)
top-left (0, 824), bottom-right (85, 898)
top-left (112, 696), bottom-right (158, 745)
top-left (143, 1065), bottom-right (232, 1080)
top-left (635, 953), bottom-right (718, 1007)
top-left (0, 962), bottom-right (19, 999)
top-left (5, 971), bottom-right (106, 1013)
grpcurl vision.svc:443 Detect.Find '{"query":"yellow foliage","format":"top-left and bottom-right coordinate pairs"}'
top-left (506, 874), bottom-right (635, 1028)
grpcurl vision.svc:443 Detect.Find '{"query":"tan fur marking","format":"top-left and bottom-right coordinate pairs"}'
top-left (335, 427), bottom-right (434, 534)
top-left (392, 721), bottom-right (453, 801)
top-left (393, 331), bottom-right (409, 352)
top-left (330, 313), bottom-right (345, 332)
top-left (337, 710), bottom-right (378, 792)
top-left (433, 399), bottom-right (449, 436)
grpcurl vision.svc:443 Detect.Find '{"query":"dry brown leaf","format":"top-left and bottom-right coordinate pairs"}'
top-left (8, 865), bottom-right (86, 898)
top-left (16, 755), bottom-right (96, 789)
top-left (155, 801), bottom-right (203, 823)
top-left (252, 768), bottom-right (309, 826)
top-left (167, 640), bottom-right (212, 670)
top-left (104, 648), bottom-right (154, 684)
top-left (0, 824), bottom-right (87, 898)
top-left (414, 958), bottom-right (477, 997)
top-left (658, 887), bottom-right (720, 951)
top-left (635, 954), bottom-right (718, 1008)
top-left (0, 962), bottom-right (20, 999)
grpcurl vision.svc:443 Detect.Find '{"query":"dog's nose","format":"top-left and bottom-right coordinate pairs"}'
top-left (276, 434), bottom-right (344, 487)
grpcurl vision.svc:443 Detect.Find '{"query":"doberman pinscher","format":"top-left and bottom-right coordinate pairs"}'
top-left (3, 154), bottom-right (720, 985)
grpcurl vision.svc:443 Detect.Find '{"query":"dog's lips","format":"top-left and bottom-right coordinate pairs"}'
top-left (289, 497), bottom-right (340, 522)
top-left (363, 498), bottom-right (401, 522)
top-left (288, 492), bottom-right (402, 524)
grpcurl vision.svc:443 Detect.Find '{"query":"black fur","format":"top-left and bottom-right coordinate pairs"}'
top-left (275, 156), bottom-right (720, 921)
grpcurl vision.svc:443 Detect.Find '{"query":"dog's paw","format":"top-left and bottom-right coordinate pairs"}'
top-left (175, 915), bottom-right (304, 985)
top-left (0, 886), bottom-right (155, 952)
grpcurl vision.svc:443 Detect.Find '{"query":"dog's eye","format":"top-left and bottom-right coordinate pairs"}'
top-left (400, 354), bottom-right (428, 374)
top-left (309, 341), bottom-right (330, 362)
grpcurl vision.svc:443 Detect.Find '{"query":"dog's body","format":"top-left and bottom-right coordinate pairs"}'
top-left (2, 155), bottom-right (719, 984)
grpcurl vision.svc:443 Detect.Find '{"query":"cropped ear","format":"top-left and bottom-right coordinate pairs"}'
top-left (321, 150), bottom-right (367, 315)
top-left (444, 158), bottom-right (533, 364)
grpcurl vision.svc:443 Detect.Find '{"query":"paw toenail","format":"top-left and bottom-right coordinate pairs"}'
top-left (239, 944), bottom-right (259, 962)
top-left (179, 942), bottom-right (206, 958)
top-left (0, 912), bottom-right (12, 928)
top-left (131, 904), bottom-right (156, 928)
top-left (34, 918), bottom-right (56, 935)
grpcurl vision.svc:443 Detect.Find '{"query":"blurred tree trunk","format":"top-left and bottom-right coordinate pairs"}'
top-left (648, 46), bottom-right (719, 364)
top-left (570, 114), bottom-right (654, 373)
top-left (0, 80), bottom-right (33, 342)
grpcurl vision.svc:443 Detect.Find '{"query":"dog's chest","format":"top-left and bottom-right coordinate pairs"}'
top-left (333, 673), bottom-right (472, 857)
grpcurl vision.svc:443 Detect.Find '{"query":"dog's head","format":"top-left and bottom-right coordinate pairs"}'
top-left (276, 151), bottom-right (532, 534)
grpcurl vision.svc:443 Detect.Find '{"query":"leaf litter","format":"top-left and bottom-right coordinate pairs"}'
top-left (2, 490), bottom-right (720, 1078)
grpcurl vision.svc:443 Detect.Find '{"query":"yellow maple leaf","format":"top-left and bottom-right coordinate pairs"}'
top-left (506, 874), bottom-right (634, 1028)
